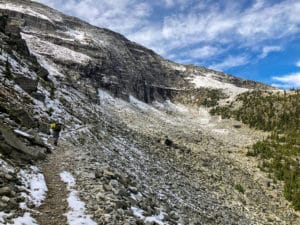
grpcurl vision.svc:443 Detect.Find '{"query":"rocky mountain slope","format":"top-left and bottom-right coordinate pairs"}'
top-left (0, 0), bottom-right (298, 224)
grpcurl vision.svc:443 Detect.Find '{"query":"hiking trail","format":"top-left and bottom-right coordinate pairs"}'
top-left (33, 145), bottom-right (70, 225)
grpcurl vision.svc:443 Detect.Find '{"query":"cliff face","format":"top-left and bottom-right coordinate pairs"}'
top-left (0, 0), bottom-right (274, 105)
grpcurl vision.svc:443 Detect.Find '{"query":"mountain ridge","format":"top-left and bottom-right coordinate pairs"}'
top-left (0, 0), bottom-right (276, 106)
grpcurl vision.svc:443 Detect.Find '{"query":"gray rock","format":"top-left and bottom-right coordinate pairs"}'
top-left (103, 184), bottom-right (113, 192)
top-left (0, 187), bottom-right (12, 196)
top-left (1, 196), bottom-right (10, 202)
top-left (0, 124), bottom-right (46, 160)
top-left (14, 76), bottom-right (38, 94)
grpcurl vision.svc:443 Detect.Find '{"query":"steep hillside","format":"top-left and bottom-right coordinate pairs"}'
top-left (0, 0), bottom-right (274, 104)
top-left (0, 0), bottom-right (298, 225)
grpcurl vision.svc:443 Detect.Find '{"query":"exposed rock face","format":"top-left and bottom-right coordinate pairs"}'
top-left (0, 124), bottom-right (46, 161)
top-left (0, 0), bottom-right (274, 106)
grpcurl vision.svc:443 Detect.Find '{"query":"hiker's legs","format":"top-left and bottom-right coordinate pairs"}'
top-left (54, 137), bottom-right (58, 146)
top-left (53, 131), bottom-right (59, 146)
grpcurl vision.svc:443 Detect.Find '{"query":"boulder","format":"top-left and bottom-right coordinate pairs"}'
top-left (0, 124), bottom-right (46, 160)
top-left (0, 187), bottom-right (12, 196)
top-left (9, 108), bottom-right (36, 129)
top-left (14, 77), bottom-right (38, 94)
top-left (31, 92), bottom-right (45, 102)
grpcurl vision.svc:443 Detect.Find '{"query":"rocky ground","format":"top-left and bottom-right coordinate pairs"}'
top-left (19, 93), bottom-right (296, 225)
top-left (0, 81), bottom-right (299, 225)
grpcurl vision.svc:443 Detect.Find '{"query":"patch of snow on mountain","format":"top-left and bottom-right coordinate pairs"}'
top-left (187, 72), bottom-right (249, 103)
top-left (129, 96), bottom-right (153, 112)
top-left (187, 73), bottom-right (236, 89)
top-left (153, 100), bottom-right (190, 114)
top-left (20, 33), bottom-right (91, 64)
top-left (131, 207), bottom-right (167, 225)
top-left (60, 171), bottom-right (97, 225)
top-left (11, 212), bottom-right (39, 225)
top-left (163, 61), bottom-right (186, 72)
top-left (63, 29), bottom-right (94, 45)
top-left (0, 2), bottom-right (58, 23)
top-left (0, 211), bottom-right (10, 224)
top-left (18, 166), bottom-right (48, 208)
top-left (0, 53), bottom-right (36, 79)
top-left (14, 129), bottom-right (32, 138)
top-left (0, 158), bottom-right (15, 173)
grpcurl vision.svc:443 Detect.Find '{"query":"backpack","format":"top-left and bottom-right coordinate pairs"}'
top-left (50, 122), bottom-right (56, 129)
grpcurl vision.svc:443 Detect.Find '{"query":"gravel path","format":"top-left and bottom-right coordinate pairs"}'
top-left (33, 146), bottom-right (69, 225)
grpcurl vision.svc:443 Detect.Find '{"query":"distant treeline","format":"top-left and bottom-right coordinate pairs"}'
top-left (211, 89), bottom-right (300, 209)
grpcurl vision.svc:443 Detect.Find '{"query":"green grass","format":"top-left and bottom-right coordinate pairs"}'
top-left (235, 183), bottom-right (245, 194)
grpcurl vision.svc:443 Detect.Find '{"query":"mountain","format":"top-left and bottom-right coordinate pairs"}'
top-left (0, 0), bottom-right (298, 225)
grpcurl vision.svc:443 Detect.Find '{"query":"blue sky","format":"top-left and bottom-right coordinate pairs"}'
top-left (35, 0), bottom-right (300, 89)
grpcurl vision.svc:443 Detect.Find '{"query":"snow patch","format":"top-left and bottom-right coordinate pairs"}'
top-left (60, 171), bottom-right (97, 225)
top-left (14, 129), bottom-right (32, 138)
top-left (131, 207), bottom-right (167, 225)
top-left (0, 2), bottom-right (60, 23)
top-left (9, 212), bottom-right (38, 225)
top-left (0, 53), bottom-right (36, 79)
top-left (187, 73), bottom-right (248, 97)
top-left (60, 171), bottom-right (75, 187)
top-left (0, 211), bottom-right (11, 224)
top-left (188, 73), bottom-right (231, 89)
top-left (212, 128), bottom-right (229, 134)
top-left (98, 88), bottom-right (116, 104)
top-left (162, 61), bottom-right (186, 72)
top-left (18, 166), bottom-right (48, 207)
top-left (129, 96), bottom-right (152, 112)
top-left (0, 158), bottom-right (15, 173)
top-left (20, 33), bottom-right (91, 64)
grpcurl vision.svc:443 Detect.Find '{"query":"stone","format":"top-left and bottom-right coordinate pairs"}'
top-left (1, 196), bottom-right (10, 202)
top-left (96, 192), bottom-right (105, 201)
top-left (0, 124), bottom-right (46, 160)
top-left (129, 186), bottom-right (138, 194)
top-left (14, 77), bottom-right (38, 94)
top-left (0, 187), bottom-right (12, 196)
top-left (103, 169), bottom-right (116, 179)
top-left (117, 174), bottom-right (130, 187)
top-left (4, 174), bottom-right (14, 181)
top-left (31, 92), bottom-right (46, 102)
top-left (103, 184), bottom-right (113, 192)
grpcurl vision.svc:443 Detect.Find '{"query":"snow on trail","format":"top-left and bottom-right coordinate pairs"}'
top-left (60, 171), bottom-right (97, 225)
top-left (0, 212), bottom-right (39, 225)
top-left (18, 166), bottom-right (48, 208)
top-left (9, 213), bottom-right (39, 225)
top-left (0, 166), bottom-right (46, 225)
top-left (131, 206), bottom-right (168, 225)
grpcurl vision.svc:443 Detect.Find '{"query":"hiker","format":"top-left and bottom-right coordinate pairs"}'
top-left (50, 121), bottom-right (63, 146)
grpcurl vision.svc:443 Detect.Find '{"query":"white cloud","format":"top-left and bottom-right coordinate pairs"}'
top-left (272, 72), bottom-right (300, 88)
top-left (296, 61), bottom-right (300, 67)
top-left (34, 0), bottom-right (151, 35)
top-left (258, 46), bottom-right (282, 58)
top-left (159, 0), bottom-right (190, 9)
top-left (187, 46), bottom-right (220, 59)
top-left (209, 55), bottom-right (249, 71)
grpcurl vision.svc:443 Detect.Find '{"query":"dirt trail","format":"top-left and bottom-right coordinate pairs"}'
top-left (33, 145), bottom-right (70, 225)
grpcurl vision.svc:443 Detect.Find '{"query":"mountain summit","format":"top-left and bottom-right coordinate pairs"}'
top-left (0, 1), bottom-right (297, 225)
